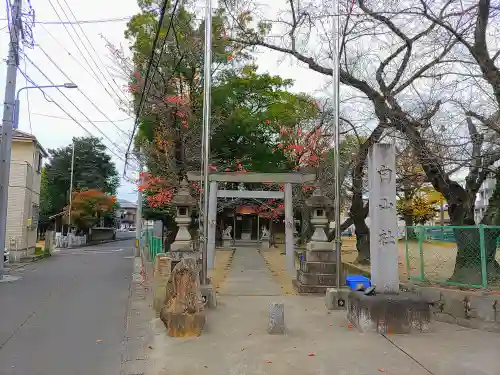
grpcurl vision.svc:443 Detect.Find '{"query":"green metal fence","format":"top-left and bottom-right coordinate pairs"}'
top-left (405, 225), bottom-right (500, 289)
top-left (143, 229), bottom-right (163, 261)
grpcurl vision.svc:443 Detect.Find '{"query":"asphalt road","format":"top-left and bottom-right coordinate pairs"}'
top-left (0, 239), bottom-right (135, 375)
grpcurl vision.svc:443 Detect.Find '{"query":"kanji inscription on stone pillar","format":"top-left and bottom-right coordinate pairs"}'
top-left (368, 144), bottom-right (399, 293)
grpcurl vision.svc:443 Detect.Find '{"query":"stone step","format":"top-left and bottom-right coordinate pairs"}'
top-left (292, 279), bottom-right (333, 294)
top-left (297, 271), bottom-right (337, 286)
top-left (305, 250), bottom-right (337, 262)
top-left (299, 260), bottom-right (337, 274)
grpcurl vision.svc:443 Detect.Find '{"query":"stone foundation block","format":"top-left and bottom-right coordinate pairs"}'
top-left (297, 271), bottom-right (336, 286)
top-left (292, 279), bottom-right (330, 294)
top-left (299, 260), bottom-right (336, 274)
top-left (325, 287), bottom-right (350, 310)
top-left (347, 291), bottom-right (432, 334)
top-left (305, 250), bottom-right (336, 262)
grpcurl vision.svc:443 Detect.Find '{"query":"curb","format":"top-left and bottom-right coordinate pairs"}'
top-left (7, 252), bottom-right (52, 271)
top-left (56, 236), bottom-right (134, 251)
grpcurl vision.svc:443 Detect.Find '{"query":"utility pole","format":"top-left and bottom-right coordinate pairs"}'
top-left (135, 149), bottom-right (143, 257)
top-left (200, 0), bottom-right (213, 285)
top-left (332, 0), bottom-right (342, 289)
top-left (68, 141), bottom-right (75, 231)
top-left (0, 0), bottom-right (22, 279)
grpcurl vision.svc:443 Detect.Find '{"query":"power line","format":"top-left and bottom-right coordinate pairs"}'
top-left (126, 0), bottom-right (180, 165)
top-left (37, 23), bottom-right (125, 109)
top-left (58, 0), bottom-right (128, 102)
top-left (31, 112), bottom-right (132, 123)
top-left (36, 43), bottom-right (131, 142)
top-left (23, 54), bottom-right (132, 161)
top-left (22, 44), bottom-right (33, 133)
top-left (46, 0), bottom-right (128, 107)
top-left (28, 16), bottom-right (133, 24)
top-left (17, 68), bottom-right (136, 169)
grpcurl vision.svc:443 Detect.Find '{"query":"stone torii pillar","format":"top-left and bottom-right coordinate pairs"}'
top-left (207, 181), bottom-right (217, 270)
top-left (284, 182), bottom-right (295, 277)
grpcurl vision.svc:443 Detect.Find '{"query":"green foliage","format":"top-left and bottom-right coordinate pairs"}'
top-left (70, 189), bottom-right (117, 230)
top-left (210, 65), bottom-right (318, 172)
top-left (39, 167), bottom-right (52, 226)
top-left (43, 137), bottom-right (119, 217)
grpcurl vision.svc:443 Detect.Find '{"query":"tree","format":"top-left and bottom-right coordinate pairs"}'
top-left (222, 0), bottom-right (500, 281)
top-left (108, 0), bottom-right (321, 216)
top-left (397, 187), bottom-right (444, 227)
top-left (44, 137), bottom-right (119, 217)
top-left (69, 189), bottom-right (116, 231)
top-left (39, 167), bottom-right (52, 228)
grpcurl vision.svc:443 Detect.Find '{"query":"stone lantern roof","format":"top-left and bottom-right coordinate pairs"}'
top-left (305, 182), bottom-right (333, 208)
top-left (171, 179), bottom-right (197, 207)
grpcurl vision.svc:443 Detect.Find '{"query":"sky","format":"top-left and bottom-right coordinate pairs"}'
top-left (0, 0), bottom-right (330, 201)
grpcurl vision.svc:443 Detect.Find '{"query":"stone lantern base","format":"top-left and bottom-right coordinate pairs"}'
top-left (293, 241), bottom-right (340, 294)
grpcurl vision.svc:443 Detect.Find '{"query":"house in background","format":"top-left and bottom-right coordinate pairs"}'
top-left (116, 199), bottom-right (137, 229)
top-left (5, 129), bottom-right (47, 260)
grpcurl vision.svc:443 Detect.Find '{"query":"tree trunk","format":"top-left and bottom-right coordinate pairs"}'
top-left (449, 170), bottom-right (500, 283)
top-left (404, 214), bottom-right (415, 240)
top-left (450, 226), bottom-right (500, 285)
top-left (348, 124), bottom-right (385, 264)
top-left (352, 205), bottom-right (370, 264)
top-left (300, 205), bottom-right (312, 245)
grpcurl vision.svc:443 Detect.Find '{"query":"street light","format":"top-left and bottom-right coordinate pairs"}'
top-left (13, 83), bottom-right (78, 129)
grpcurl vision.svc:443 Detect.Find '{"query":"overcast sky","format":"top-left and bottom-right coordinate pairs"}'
top-left (0, 0), bottom-right (329, 202)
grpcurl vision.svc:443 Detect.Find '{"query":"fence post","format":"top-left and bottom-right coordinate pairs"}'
top-left (479, 224), bottom-right (488, 289)
top-left (418, 226), bottom-right (425, 281)
top-left (405, 226), bottom-right (411, 280)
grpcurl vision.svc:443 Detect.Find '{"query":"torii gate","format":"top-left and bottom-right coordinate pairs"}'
top-left (187, 171), bottom-right (316, 276)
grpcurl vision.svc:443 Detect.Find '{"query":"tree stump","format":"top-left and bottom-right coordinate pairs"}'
top-left (267, 302), bottom-right (285, 334)
top-left (159, 257), bottom-right (206, 337)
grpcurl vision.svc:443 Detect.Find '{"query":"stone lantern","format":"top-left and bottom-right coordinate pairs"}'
top-left (170, 179), bottom-right (197, 251)
top-left (305, 182), bottom-right (333, 244)
top-left (293, 181), bottom-right (337, 294)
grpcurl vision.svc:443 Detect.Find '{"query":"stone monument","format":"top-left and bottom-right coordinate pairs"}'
top-left (160, 257), bottom-right (206, 337)
top-left (347, 144), bottom-right (431, 333)
top-left (261, 226), bottom-right (270, 249)
top-left (293, 182), bottom-right (338, 293)
top-left (222, 225), bottom-right (233, 248)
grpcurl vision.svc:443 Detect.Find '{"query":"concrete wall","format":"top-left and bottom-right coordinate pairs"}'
top-left (89, 228), bottom-right (116, 243)
top-left (7, 140), bottom-right (43, 258)
top-left (401, 282), bottom-right (500, 333)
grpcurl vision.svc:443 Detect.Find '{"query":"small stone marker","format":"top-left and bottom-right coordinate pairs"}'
top-left (267, 302), bottom-right (285, 334)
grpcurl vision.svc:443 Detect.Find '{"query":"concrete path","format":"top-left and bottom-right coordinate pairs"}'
top-left (218, 247), bottom-right (282, 296)
top-left (0, 240), bottom-right (134, 375)
top-left (145, 293), bottom-right (500, 375)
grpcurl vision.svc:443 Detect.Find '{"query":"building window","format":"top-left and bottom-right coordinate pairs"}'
top-left (31, 204), bottom-right (39, 229)
top-left (36, 152), bottom-right (42, 173)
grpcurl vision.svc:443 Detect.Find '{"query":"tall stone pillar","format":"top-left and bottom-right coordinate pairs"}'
top-left (368, 143), bottom-right (399, 293)
top-left (347, 144), bottom-right (431, 334)
top-left (207, 181), bottom-right (217, 270)
top-left (284, 182), bottom-right (295, 277)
